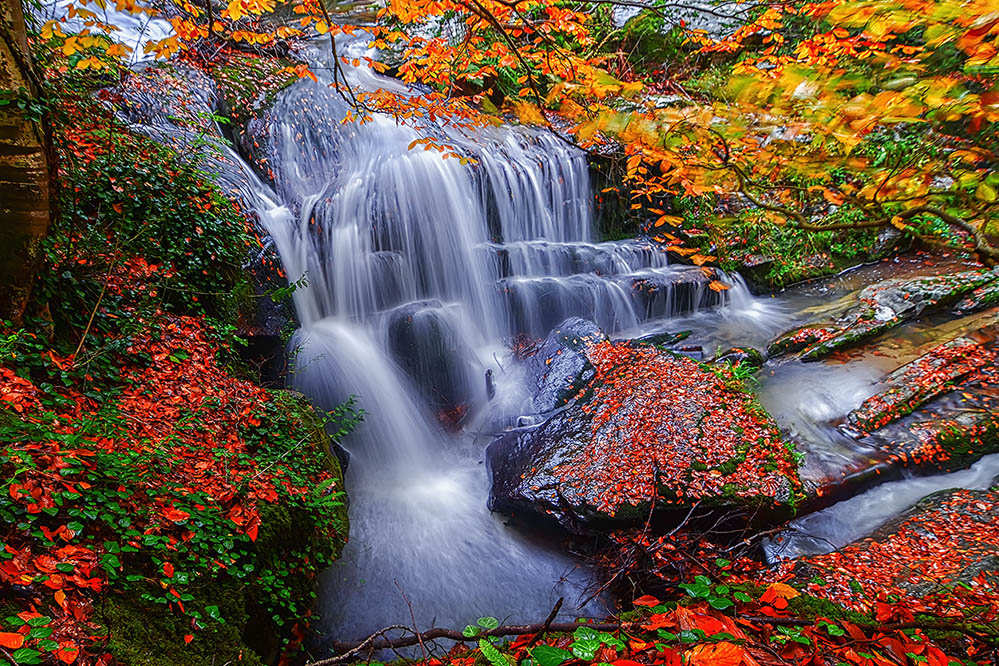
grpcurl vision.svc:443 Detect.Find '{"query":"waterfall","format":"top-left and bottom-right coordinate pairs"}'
top-left (103, 26), bottom-right (755, 642)
top-left (251, 36), bottom-right (752, 640)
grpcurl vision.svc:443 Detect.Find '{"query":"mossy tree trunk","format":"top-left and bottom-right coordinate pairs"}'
top-left (0, 0), bottom-right (50, 324)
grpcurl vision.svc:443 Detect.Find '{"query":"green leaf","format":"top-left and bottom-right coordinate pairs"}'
top-left (12, 648), bottom-right (43, 664)
top-left (478, 639), bottom-right (512, 666)
top-left (708, 596), bottom-right (734, 610)
top-left (463, 625), bottom-right (480, 638)
top-left (531, 645), bottom-right (572, 666)
top-left (477, 616), bottom-right (499, 630)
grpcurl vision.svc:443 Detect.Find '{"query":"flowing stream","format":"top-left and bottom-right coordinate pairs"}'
top-left (252, 36), bottom-right (767, 640)
top-left (70, 7), bottom-right (999, 648)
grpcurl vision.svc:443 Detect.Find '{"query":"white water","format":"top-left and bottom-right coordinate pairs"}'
top-left (74, 6), bottom-right (999, 645)
top-left (766, 453), bottom-right (999, 561)
top-left (245, 35), bottom-right (787, 640)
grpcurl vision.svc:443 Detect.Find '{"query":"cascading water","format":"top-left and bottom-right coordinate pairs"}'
top-left (33, 1), bottom-right (999, 655)
top-left (250, 35), bottom-right (758, 640)
top-left (90, 13), bottom-right (778, 642)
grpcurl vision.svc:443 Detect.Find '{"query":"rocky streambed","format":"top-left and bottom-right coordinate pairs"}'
top-left (485, 254), bottom-right (999, 610)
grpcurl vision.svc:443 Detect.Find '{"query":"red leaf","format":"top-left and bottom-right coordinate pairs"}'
top-left (164, 507), bottom-right (190, 522)
top-left (55, 642), bottom-right (79, 664)
top-left (163, 562), bottom-right (175, 578)
top-left (184, 634), bottom-right (194, 644)
top-left (634, 594), bottom-right (660, 607)
top-left (0, 633), bottom-right (24, 649)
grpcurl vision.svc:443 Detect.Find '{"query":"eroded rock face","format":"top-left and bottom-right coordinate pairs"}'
top-left (771, 483), bottom-right (999, 612)
top-left (768, 270), bottom-right (999, 361)
top-left (489, 339), bottom-right (801, 531)
top-left (526, 317), bottom-right (607, 413)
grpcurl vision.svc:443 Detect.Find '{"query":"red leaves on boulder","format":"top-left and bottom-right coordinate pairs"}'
top-left (553, 341), bottom-right (800, 516)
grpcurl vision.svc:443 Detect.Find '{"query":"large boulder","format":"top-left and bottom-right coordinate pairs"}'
top-left (770, 482), bottom-right (999, 613)
top-left (768, 269), bottom-right (999, 361)
top-left (525, 317), bottom-right (607, 413)
top-left (386, 301), bottom-right (478, 423)
top-left (489, 339), bottom-right (802, 530)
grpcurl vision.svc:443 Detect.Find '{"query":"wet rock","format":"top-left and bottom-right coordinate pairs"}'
top-left (771, 483), bottom-right (999, 611)
top-left (801, 365), bottom-right (999, 514)
top-left (713, 346), bottom-right (765, 369)
top-left (846, 325), bottom-right (999, 433)
top-left (954, 270), bottom-right (999, 315)
top-left (768, 269), bottom-right (998, 361)
top-left (735, 254), bottom-right (776, 292)
top-left (768, 325), bottom-right (840, 358)
top-left (489, 339), bottom-right (801, 531)
top-left (629, 268), bottom-right (723, 317)
top-left (386, 301), bottom-right (477, 421)
top-left (526, 317), bottom-right (607, 413)
top-left (631, 330), bottom-right (691, 347)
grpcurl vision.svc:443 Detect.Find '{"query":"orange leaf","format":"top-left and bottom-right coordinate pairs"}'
top-left (760, 582), bottom-right (799, 605)
top-left (55, 643), bottom-right (79, 664)
top-left (54, 589), bottom-right (67, 609)
top-left (0, 632), bottom-right (24, 649)
top-left (708, 280), bottom-right (730, 292)
top-left (685, 641), bottom-right (744, 666)
top-left (633, 594), bottom-right (660, 607)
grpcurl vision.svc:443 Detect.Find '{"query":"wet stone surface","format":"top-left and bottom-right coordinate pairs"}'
top-left (768, 269), bottom-right (999, 361)
top-left (770, 482), bottom-right (999, 613)
top-left (490, 333), bottom-right (801, 531)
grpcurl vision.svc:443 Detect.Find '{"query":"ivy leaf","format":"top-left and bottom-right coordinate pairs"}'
top-left (530, 645), bottom-right (572, 666)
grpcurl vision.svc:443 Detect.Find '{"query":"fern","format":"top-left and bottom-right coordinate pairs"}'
top-left (478, 639), bottom-right (512, 666)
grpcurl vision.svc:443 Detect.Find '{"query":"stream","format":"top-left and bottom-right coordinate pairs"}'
top-left (71, 9), bottom-right (999, 649)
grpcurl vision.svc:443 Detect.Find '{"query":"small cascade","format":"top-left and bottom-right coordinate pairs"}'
top-left (248, 35), bottom-right (749, 640)
top-left (101, 27), bottom-right (760, 643)
top-left (258, 36), bottom-right (734, 344)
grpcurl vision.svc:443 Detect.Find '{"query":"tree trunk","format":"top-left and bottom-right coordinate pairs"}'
top-left (0, 0), bottom-right (50, 325)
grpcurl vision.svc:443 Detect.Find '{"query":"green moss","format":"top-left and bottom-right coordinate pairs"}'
top-left (93, 389), bottom-right (349, 666)
top-left (98, 581), bottom-right (263, 666)
top-left (211, 54), bottom-right (297, 129)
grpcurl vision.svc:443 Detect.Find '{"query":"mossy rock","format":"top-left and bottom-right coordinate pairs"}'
top-left (96, 389), bottom-right (348, 666)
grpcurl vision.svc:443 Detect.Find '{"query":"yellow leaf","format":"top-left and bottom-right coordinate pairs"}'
top-left (514, 102), bottom-right (544, 125)
top-left (654, 215), bottom-right (683, 227)
top-left (976, 182), bottom-right (997, 202)
top-left (226, 0), bottom-right (243, 21)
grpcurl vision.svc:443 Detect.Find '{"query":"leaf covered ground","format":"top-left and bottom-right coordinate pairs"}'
top-left (1, 56), bottom-right (356, 666)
